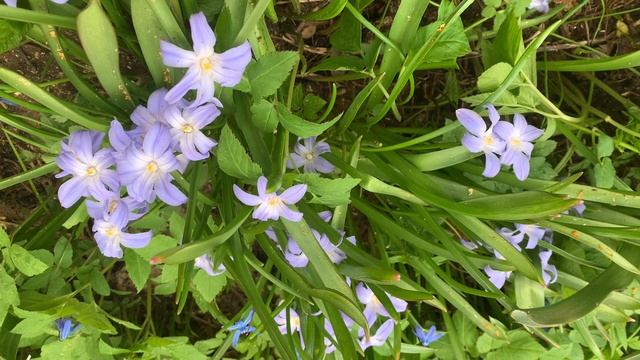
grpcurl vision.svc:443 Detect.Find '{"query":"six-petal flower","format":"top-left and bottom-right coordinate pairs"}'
top-left (233, 176), bottom-right (307, 222)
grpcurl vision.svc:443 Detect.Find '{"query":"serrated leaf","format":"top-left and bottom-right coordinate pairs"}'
top-left (216, 125), bottom-right (262, 181)
top-left (246, 51), bottom-right (299, 99)
top-left (277, 104), bottom-right (341, 138)
top-left (124, 249), bottom-right (151, 293)
top-left (192, 271), bottom-right (227, 303)
top-left (0, 19), bottom-right (30, 54)
top-left (298, 174), bottom-right (360, 206)
top-left (413, 3), bottom-right (471, 64)
top-left (250, 99), bottom-right (279, 133)
top-left (10, 244), bottom-right (48, 277)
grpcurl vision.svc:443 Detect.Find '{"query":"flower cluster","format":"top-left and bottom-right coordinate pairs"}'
top-left (275, 283), bottom-right (410, 353)
top-left (457, 104), bottom-right (543, 181)
top-left (483, 223), bottom-right (557, 289)
top-left (55, 13), bottom-right (252, 259)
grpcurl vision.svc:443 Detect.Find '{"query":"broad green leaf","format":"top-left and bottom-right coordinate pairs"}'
top-left (485, 330), bottom-right (545, 360)
top-left (10, 244), bottom-right (48, 277)
top-left (131, 0), bottom-right (171, 86)
top-left (490, 9), bottom-right (521, 66)
top-left (77, 0), bottom-right (133, 109)
top-left (412, 3), bottom-right (471, 64)
top-left (453, 311), bottom-right (479, 351)
top-left (0, 268), bottom-right (19, 326)
top-left (62, 203), bottom-right (88, 229)
top-left (192, 271), bottom-right (227, 303)
top-left (98, 339), bottom-right (130, 356)
top-left (594, 158), bottom-right (615, 189)
top-left (596, 134), bottom-right (614, 158)
top-left (308, 55), bottom-right (365, 73)
top-left (246, 51), bottom-right (299, 99)
top-left (0, 19), bottom-right (30, 53)
top-left (41, 336), bottom-right (112, 360)
top-left (477, 62), bottom-right (524, 92)
top-left (277, 104), bottom-right (341, 138)
top-left (250, 99), bottom-right (279, 133)
top-left (0, 227), bottom-right (9, 248)
top-left (303, 0), bottom-right (348, 20)
top-left (56, 300), bottom-right (116, 334)
top-left (134, 234), bottom-right (178, 260)
top-left (11, 310), bottom-right (56, 338)
top-left (216, 125), bottom-right (262, 181)
top-left (514, 274), bottom-right (544, 309)
top-left (124, 249), bottom-right (151, 293)
top-left (297, 173), bottom-right (360, 206)
top-left (90, 269), bottom-right (111, 296)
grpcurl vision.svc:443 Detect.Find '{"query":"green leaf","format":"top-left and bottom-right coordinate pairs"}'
top-left (478, 62), bottom-right (524, 92)
top-left (192, 271), bottom-right (227, 303)
top-left (297, 173), bottom-right (360, 206)
top-left (596, 135), bottom-right (614, 158)
top-left (485, 330), bottom-right (545, 360)
top-left (413, 3), bottom-right (471, 64)
top-left (532, 140), bottom-right (557, 157)
top-left (62, 203), bottom-right (88, 229)
top-left (77, 0), bottom-right (133, 109)
top-left (0, 227), bottom-right (9, 249)
top-left (407, 146), bottom-right (478, 172)
top-left (0, 268), bottom-right (19, 326)
top-left (594, 158), bottom-right (615, 189)
top-left (41, 336), bottom-right (112, 360)
top-left (0, 19), bottom-right (30, 53)
top-left (216, 125), bottom-right (262, 181)
top-left (131, 0), bottom-right (172, 86)
top-left (10, 244), bottom-right (48, 277)
top-left (134, 234), bottom-right (178, 261)
top-left (453, 310), bottom-right (479, 351)
top-left (246, 51), bottom-right (299, 99)
top-left (302, 0), bottom-right (348, 20)
top-left (250, 99), bottom-right (279, 133)
top-left (124, 249), bottom-right (151, 293)
top-left (277, 104), bottom-right (341, 138)
top-left (491, 9), bottom-right (521, 66)
top-left (90, 269), bottom-right (111, 296)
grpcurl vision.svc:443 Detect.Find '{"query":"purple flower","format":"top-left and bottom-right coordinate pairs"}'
top-left (497, 227), bottom-right (524, 251)
top-left (414, 325), bottom-right (444, 347)
top-left (233, 176), bottom-right (307, 222)
top-left (165, 103), bottom-right (219, 160)
top-left (356, 283), bottom-right (407, 324)
top-left (456, 105), bottom-right (506, 177)
top-left (484, 265), bottom-right (511, 289)
top-left (283, 239), bottom-right (309, 268)
top-left (460, 238), bottom-right (479, 250)
top-left (55, 130), bottom-right (119, 208)
top-left (130, 88), bottom-right (175, 134)
top-left (4, 0), bottom-right (67, 7)
top-left (117, 124), bottom-right (187, 206)
top-left (359, 319), bottom-right (395, 350)
top-left (493, 113), bottom-right (543, 181)
top-left (194, 254), bottom-right (226, 276)
top-left (86, 194), bottom-right (148, 222)
top-left (92, 212), bottom-right (151, 258)
top-left (571, 202), bottom-right (586, 216)
top-left (515, 224), bottom-right (546, 249)
top-left (228, 310), bottom-right (255, 348)
top-left (275, 308), bottom-right (301, 335)
top-left (529, 0), bottom-right (549, 13)
top-left (314, 230), bottom-right (349, 264)
top-left (287, 137), bottom-right (335, 174)
top-left (55, 318), bottom-right (81, 341)
top-left (539, 250), bottom-right (558, 286)
top-left (161, 12), bottom-right (252, 106)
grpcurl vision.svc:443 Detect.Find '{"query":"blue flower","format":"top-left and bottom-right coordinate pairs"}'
top-left (539, 250), bottom-right (558, 286)
top-left (456, 105), bottom-right (506, 178)
top-left (164, 103), bottom-right (220, 161)
top-left (233, 176), bottom-right (307, 222)
top-left (529, 0), bottom-right (549, 13)
top-left (287, 137), bottom-right (335, 174)
top-left (228, 310), bottom-right (256, 348)
top-left (493, 113), bottom-right (543, 181)
top-left (414, 325), bottom-right (444, 347)
top-left (55, 318), bottom-right (81, 341)
top-left (160, 12), bottom-right (252, 106)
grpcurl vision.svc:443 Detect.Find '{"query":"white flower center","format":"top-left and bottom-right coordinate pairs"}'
top-left (267, 195), bottom-right (283, 207)
top-left (510, 137), bottom-right (522, 149)
top-left (305, 153), bottom-right (314, 161)
top-left (104, 226), bottom-right (118, 238)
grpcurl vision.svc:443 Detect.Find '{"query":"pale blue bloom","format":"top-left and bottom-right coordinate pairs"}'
top-left (4, 0), bottom-right (67, 6)
top-left (161, 12), bottom-right (252, 106)
top-left (540, 250), bottom-right (558, 286)
top-left (457, 104), bottom-right (506, 177)
top-left (194, 254), bottom-right (226, 276)
top-left (494, 113), bottom-right (543, 181)
top-left (287, 137), bottom-right (334, 174)
top-left (55, 318), bottom-right (81, 341)
top-left (228, 310), bottom-right (255, 348)
top-left (529, 0), bottom-right (549, 13)
top-left (484, 264), bottom-right (511, 289)
top-left (86, 194), bottom-right (148, 222)
top-left (414, 325), bottom-right (445, 347)
top-left (358, 319), bottom-right (395, 350)
top-left (164, 103), bottom-right (220, 161)
top-left (356, 283), bottom-right (407, 324)
top-left (275, 308), bottom-right (301, 335)
top-left (117, 123), bottom-right (187, 206)
top-left (233, 176), bottom-right (307, 222)
top-left (55, 131), bottom-right (119, 208)
top-left (92, 210), bottom-right (151, 258)
top-left (515, 223), bottom-right (546, 249)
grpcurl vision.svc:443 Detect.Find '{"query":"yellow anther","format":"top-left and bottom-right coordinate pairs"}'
top-left (146, 161), bottom-right (159, 173)
top-left (86, 167), bottom-right (97, 176)
top-left (182, 124), bottom-right (194, 133)
top-left (200, 57), bottom-right (213, 72)
top-left (105, 227), bottom-right (118, 237)
top-left (305, 153), bottom-right (314, 161)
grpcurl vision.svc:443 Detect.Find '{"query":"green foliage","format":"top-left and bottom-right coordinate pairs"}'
top-left (0, 19), bottom-right (29, 53)
top-left (246, 51), bottom-right (299, 99)
top-left (216, 125), bottom-right (263, 181)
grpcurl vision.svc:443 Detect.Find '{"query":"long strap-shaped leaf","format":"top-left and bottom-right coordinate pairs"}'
top-left (0, 68), bottom-right (107, 131)
top-left (511, 243), bottom-right (640, 327)
top-left (77, 0), bottom-right (134, 111)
